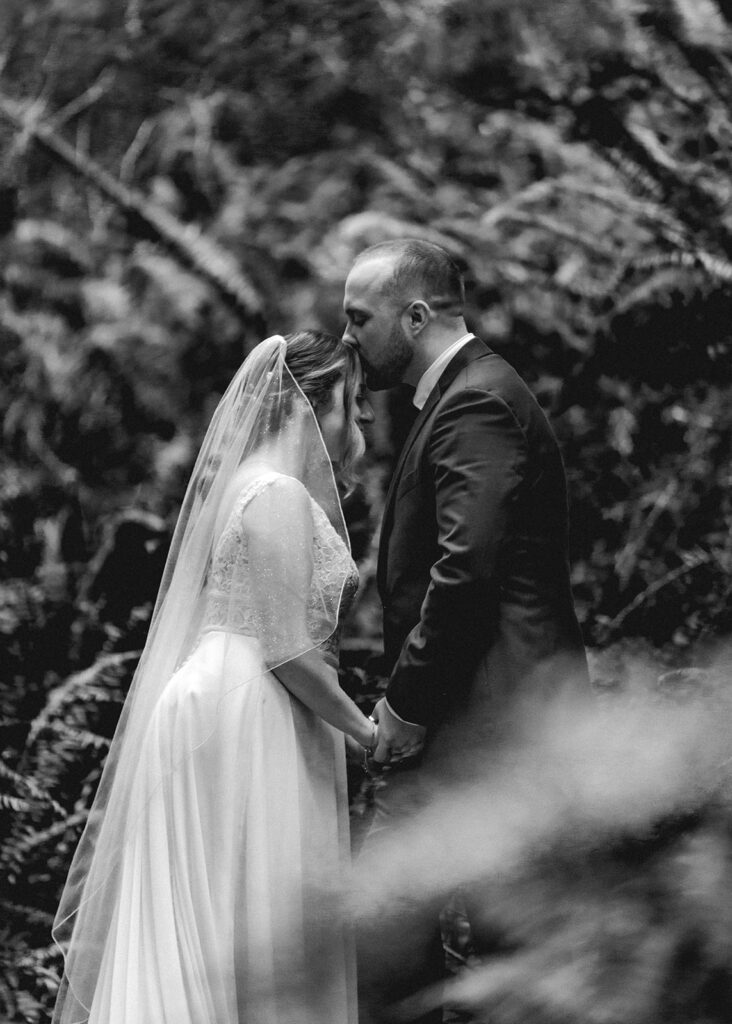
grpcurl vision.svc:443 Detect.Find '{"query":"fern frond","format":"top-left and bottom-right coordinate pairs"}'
top-left (553, 178), bottom-right (689, 240)
top-left (607, 147), bottom-right (666, 201)
top-left (0, 793), bottom-right (33, 813)
top-left (44, 719), bottom-right (112, 751)
top-left (618, 247), bottom-right (732, 285)
top-left (695, 249), bottom-right (732, 282)
top-left (0, 761), bottom-right (66, 816)
top-left (0, 899), bottom-right (55, 928)
top-left (479, 208), bottom-right (618, 259)
top-left (0, 716), bottom-right (27, 729)
top-left (21, 941), bottom-right (62, 967)
top-left (28, 650), bottom-right (140, 744)
top-left (11, 810), bottom-right (86, 857)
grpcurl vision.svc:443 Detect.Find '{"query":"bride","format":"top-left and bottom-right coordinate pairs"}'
top-left (52, 331), bottom-right (375, 1024)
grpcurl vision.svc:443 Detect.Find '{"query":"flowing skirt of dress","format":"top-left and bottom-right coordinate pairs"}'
top-left (86, 630), bottom-right (357, 1024)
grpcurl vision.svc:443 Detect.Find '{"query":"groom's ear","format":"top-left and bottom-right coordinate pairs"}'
top-left (407, 300), bottom-right (430, 335)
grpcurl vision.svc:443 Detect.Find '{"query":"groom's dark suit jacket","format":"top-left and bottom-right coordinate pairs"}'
top-left (378, 337), bottom-right (588, 739)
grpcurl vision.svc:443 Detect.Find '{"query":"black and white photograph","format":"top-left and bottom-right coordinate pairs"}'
top-left (2, 2), bottom-right (732, 1022)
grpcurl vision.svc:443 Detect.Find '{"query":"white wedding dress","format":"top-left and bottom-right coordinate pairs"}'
top-left (86, 471), bottom-right (359, 1024)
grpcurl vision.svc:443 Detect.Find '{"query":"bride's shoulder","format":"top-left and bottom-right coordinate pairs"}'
top-left (233, 471), bottom-right (312, 531)
top-left (230, 465), bottom-right (304, 503)
top-left (215, 468), bottom-right (306, 534)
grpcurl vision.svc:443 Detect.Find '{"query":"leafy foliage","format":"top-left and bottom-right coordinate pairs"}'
top-left (2, 0), bottom-right (732, 1020)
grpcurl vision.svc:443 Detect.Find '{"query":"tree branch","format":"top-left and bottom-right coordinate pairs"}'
top-left (0, 91), bottom-right (264, 327)
top-left (48, 70), bottom-right (116, 131)
top-left (597, 551), bottom-right (712, 644)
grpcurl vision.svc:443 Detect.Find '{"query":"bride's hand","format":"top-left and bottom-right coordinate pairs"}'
top-left (345, 717), bottom-right (379, 770)
top-left (345, 734), bottom-right (366, 764)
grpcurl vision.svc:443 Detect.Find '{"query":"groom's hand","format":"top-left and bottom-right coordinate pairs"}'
top-left (370, 696), bottom-right (426, 765)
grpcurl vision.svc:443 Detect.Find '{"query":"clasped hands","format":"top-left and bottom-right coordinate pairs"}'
top-left (365, 696), bottom-right (426, 768)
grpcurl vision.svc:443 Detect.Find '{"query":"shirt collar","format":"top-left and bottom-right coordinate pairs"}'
top-left (412, 334), bottom-right (475, 410)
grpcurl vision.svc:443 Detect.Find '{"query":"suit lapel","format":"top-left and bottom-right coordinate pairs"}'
top-left (380, 386), bottom-right (439, 533)
top-left (377, 337), bottom-right (490, 592)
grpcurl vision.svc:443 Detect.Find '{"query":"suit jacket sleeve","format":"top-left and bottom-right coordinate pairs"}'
top-left (385, 386), bottom-right (527, 727)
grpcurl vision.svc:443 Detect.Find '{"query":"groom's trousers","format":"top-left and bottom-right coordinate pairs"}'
top-left (354, 760), bottom-right (445, 1024)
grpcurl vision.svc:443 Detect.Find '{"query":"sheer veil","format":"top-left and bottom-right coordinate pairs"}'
top-left (52, 335), bottom-right (351, 1023)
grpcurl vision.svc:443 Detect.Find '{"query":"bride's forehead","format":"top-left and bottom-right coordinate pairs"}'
top-left (315, 378), bottom-right (345, 414)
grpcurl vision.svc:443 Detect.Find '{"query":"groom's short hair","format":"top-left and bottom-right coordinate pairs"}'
top-left (355, 238), bottom-right (465, 313)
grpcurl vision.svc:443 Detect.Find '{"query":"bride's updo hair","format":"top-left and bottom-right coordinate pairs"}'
top-left (283, 330), bottom-right (366, 478)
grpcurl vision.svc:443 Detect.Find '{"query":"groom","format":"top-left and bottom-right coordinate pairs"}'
top-left (343, 238), bottom-right (589, 1022)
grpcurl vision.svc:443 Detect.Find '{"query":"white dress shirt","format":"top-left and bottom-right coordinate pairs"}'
top-left (412, 333), bottom-right (475, 410)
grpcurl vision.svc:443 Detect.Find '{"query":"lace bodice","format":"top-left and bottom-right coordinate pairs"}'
top-left (201, 472), bottom-right (359, 662)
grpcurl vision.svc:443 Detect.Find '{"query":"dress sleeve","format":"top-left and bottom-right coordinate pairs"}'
top-left (241, 475), bottom-right (317, 668)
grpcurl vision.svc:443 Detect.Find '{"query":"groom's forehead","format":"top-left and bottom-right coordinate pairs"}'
top-left (348, 256), bottom-right (394, 291)
top-left (344, 258), bottom-right (394, 311)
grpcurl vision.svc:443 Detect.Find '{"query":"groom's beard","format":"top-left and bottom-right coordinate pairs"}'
top-left (362, 321), bottom-right (413, 391)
